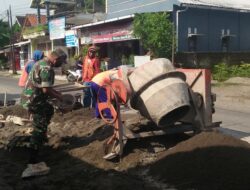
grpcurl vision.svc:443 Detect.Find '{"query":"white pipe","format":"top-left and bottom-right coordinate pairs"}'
top-left (51, 39), bottom-right (54, 51)
top-left (176, 6), bottom-right (189, 52)
top-left (105, 0), bottom-right (108, 13)
top-left (4, 92), bottom-right (7, 107)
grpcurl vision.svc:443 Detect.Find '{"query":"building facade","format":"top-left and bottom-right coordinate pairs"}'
top-left (103, 0), bottom-right (250, 65)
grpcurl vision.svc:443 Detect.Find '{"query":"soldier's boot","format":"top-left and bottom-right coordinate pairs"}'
top-left (21, 162), bottom-right (50, 178)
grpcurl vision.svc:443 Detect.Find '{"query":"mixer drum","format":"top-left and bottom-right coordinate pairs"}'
top-left (129, 58), bottom-right (190, 127)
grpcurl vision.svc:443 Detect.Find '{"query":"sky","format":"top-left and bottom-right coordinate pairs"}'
top-left (0, 0), bottom-right (46, 22)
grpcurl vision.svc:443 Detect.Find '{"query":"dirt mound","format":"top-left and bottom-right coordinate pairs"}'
top-left (224, 77), bottom-right (250, 85)
top-left (0, 106), bottom-right (250, 189)
top-left (149, 131), bottom-right (250, 190)
top-left (0, 105), bottom-right (28, 119)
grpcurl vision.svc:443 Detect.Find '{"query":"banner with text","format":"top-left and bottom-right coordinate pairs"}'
top-left (49, 17), bottom-right (66, 40)
top-left (65, 30), bottom-right (78, 47)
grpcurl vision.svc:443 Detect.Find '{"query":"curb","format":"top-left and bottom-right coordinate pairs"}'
top-left (0, 71), bottom-right (67, 81)
top-left (0, 71), bottom-right (20, 78)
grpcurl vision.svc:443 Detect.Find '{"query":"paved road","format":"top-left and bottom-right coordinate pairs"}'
top-left (213, 106), bottom-right (250, 143)
top-left (214, 107), bottom-right (250, 133)
top-left (0, 76), bottom-right (22, 102)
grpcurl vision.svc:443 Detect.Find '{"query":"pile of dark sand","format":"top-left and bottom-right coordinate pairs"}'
top-left (0, 107), bottom-right (250, 189)
top-left (0, 105), bottom-right (28, 119)
top-left (149, 131), bottom-right (250, 190)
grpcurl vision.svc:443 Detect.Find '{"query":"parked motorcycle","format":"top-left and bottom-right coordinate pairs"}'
top-left (66, 69), bottom-right (82, 82)
top-left (64, 55), bottom-right (83, 82)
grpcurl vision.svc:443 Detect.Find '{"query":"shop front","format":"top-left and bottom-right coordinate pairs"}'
top-left (78, 17), bottom-right (141, 69)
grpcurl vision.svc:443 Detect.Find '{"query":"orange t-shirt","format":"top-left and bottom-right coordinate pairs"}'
top-left (91, 70), bottom-right (117, 86)
top-left (18, 65), bottom-right (29, 87)
top-left (82, 57), bottom-right (100, 82)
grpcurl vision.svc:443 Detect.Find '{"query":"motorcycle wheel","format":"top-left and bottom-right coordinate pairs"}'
top-left (67, 74), bottom-right (76, 82)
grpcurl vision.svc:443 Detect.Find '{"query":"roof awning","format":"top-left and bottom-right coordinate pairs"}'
top-left (0, 47), bottom-right (11, 54)
top-left (30, 0), bottom-right (69, 9)
top-left (180, 0), bottom-right (250, 12)
top-left (14, 40), bottom-right (31, 47)
top-left (72, 14), bottom-right (134, 30)
top-left (66, 13), bottom-right (106, 26)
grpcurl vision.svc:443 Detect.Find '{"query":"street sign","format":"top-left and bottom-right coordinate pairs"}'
top-left (49, 17), bottom-right (66, 40)
top-left (65, 30), bottom-right (78, 47)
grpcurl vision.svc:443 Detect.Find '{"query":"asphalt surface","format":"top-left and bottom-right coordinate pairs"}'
top-left (214, 106), bottom-right (250, 143)
top-left (0, 74), bottom-right (68, 102)
top-left (0, 76), bottom-right (22, 102)
top-left (214, 107), bottom-right (250, 133)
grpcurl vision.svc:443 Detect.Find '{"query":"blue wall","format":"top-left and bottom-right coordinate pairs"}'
top-left (176, 7), bottom-right (250, 52)
top-left (106, 1), bottom-right (250, 52)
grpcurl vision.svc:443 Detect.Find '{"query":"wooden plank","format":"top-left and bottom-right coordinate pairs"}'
top-left (56, 87), bottom-right (88, 93)
top-left (125, 124), bottom-right (194, 139)
top-left (54, 86), bottom-right (80, 91)
top-left (53, 82), bottom-right (89, 93)
top-left (53, 82), bottom-right (75, 88)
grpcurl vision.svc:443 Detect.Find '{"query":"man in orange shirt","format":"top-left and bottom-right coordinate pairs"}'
top-left (91, 69), bottom-right (118, 118)
top-left (82, 46), bottom-right (100, 108)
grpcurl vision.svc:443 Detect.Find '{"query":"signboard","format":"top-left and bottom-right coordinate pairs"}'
top-left (80, 37), bottom-right (92, 44)
top-left (92, 32), bottom-right (135, 44)
top-left (65, 30), bottom-right (78, 47)
top-left (81, 22), bottom-right (136, 44)
top-left (49, 17), bottom-right (66, 40)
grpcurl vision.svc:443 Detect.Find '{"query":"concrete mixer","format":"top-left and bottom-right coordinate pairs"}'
top-left (97, 58), bottom-right (220, 160)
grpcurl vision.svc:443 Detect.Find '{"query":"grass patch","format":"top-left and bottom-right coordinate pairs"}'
top-left (211, 83), bottom-right (238, 87)
top-left (212, 63), bottom-right (250, 82)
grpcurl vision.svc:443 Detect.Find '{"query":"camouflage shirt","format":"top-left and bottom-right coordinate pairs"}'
top-left (21, 59), bottom-right (55, 109)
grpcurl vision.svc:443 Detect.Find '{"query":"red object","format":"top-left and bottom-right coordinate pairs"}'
top-left (15, 52), bottom-right (21, 70)
top-left (92, 31), bottom-right (131, 43)
top-left (18, 65), bottom-right (28, 87)
top-left (97, 79), bottom-right (128, 123)
top-left (97, 79), bottom-right (128, 158)
top-left (82, 47), bottom-right (100, 82)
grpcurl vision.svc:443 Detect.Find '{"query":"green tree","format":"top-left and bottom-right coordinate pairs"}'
top-left (12, 22), bottom-right (21, 33)
top-left (133, 12), bottom-right (174, 58)
top-left (0, 20), bottom-right (10, 48)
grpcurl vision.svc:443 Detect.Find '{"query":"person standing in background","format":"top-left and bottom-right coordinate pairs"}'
top-left (82, 45), bottom-right (100, 108)
top-left (18, 50), bottom-right (44, 87)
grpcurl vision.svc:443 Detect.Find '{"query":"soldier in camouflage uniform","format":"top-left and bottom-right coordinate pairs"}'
top-left (21, 49), bottom-right (67, 178)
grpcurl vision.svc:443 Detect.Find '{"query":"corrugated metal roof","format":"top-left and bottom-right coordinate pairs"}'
top-left (180, 0), bottom-right (250, 11)
top-left (72, 15), bottom-right (134, 30)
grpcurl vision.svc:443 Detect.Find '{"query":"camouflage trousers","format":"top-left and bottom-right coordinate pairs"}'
top-left (29, 98), bottom-right (54, 150)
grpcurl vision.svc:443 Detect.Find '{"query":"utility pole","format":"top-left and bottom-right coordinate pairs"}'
top-left (93, 0), bottom-right (95, 12)
top-left (45, 1), bottom-right (50, 23)
top-left (36, 0), bottom-right (41, 24)
top-left (171, 24), bottom-right (175, 65)
top-left (7, 6), bottom-right (16, 74)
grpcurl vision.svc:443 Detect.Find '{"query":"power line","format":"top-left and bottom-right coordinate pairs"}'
top-left (7, 5), bottom-right (16, 74)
